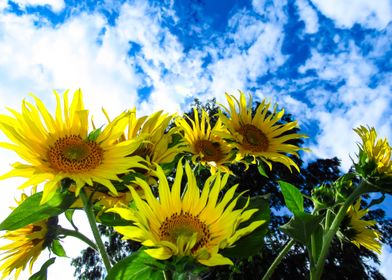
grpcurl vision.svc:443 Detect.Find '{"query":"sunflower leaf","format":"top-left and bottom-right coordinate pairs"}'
top-left (279, 181), bottom-right (304, 215)
top-left (106, 250), bottom-right (165, 280)
top-left (280, 213), bottom-right (323, 246)
top-left (28, 257), bottom-right (56, 280)
top-left (0, 190), bottom-right (76, 231)
top-left (98, 212), bottom-right (132, 226)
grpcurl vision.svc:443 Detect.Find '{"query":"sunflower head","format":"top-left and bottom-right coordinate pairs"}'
top-left (354, 126), bottom-right (392, 189)
top-left (0, 194), bottom-right (56, 279)
top-left (338, 199), bottom-right (381, 254)
top-left (176, 108), bottom-right (235, 174)
top-left (311, 184), bottom-right (336, 209)
top-left (108, 160), bottom-right (265, 267)
top-left (0, 90), bottom-right (146, 204)
top-left (128, 110), bottom-right (185, 167)
top-left (218, 91), bottom-right (307, 172)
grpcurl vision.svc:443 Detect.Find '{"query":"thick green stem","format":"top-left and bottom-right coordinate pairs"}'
top-left (163, 270), bottom-right (172, 280)
top-left (324, 209), bottom-right (332, 232)
top-left (58, 227), bottom-right (98, 251)
top-left (313, 181), bottom-right (372, 279)
top-left (80, 189), bottom-right (112, 271)
top-left (262, 239), bottom-right (295, 280)
top-left (309, 233), bottom-right (317, 278)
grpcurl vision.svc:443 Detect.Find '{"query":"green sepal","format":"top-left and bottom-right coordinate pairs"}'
top-left (51, 239), bottom-right (67, 257)
top-left (222, 195), bottom-right (270, 258)
top-left (280, 213), bottom-right (323, 246)
top-left (279, 181), bottom-right (304, 215)
top-left (65, 209), bottom-right (78, 230)
top-left (0, 189), bottom-right (77, 231)
top-left (87, 127), bottom-right (102, 141)
top-left (170, 256), bottom-right (208, 279)
top-left (106, 250), bottom-right (165, 280)
top-left (28, 257), bottom-right (56, 280)
top-left (257, 162), bottom-right (269, 178)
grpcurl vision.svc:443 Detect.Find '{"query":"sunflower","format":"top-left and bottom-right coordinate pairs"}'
top-left (176, 108), bottom-right (235, 174)
top-left (108, 160), bottom-right (265, 266)
top-left (339, 199), bottom-right (381, 254)
top-left (0, 193), bottom-right (52, 279)
top-left (354, 125), bottom-right (392, 177)
top-left (218, 91), bottom-right (307, 171)
top-left (0, 90), bottom-right (145, 203)
top-left (124, 109), bottom-right (185, 167)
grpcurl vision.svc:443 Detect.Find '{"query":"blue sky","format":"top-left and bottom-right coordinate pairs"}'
top-left (0, 0), bottom-right (391, 278)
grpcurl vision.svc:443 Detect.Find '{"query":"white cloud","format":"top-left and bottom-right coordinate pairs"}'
top-left (311, 0), bottom-right (392, 29)
top-left (9, 0), bottom-right (65, 13)
top-left (0, 9), bottom-right (147, 124)
top-left (296, 0), bottom-right (319, 34)
top-left (297, 40), bottom-right (392, 170)
top-left (380, 246), bottom-right (392, 280)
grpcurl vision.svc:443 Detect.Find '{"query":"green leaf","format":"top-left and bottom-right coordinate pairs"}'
top-left (280, 213), bottom-right (323, 246)
top-left (0, 190), bottom-right (76, 231)
top-left (98, 212), bottom-right (132, 226)
top-left (279, 181), bottom-right (304, 215)
top-left (51, 239), bottom-right (67, 257)
top-left (222, 196), bottom-right (270, 258)
top-left (28, 258), bottom-right (56, 280)
top-left (106, 250), bottom-right (165, 280)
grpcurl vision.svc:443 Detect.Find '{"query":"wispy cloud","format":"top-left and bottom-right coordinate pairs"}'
top-left (380, 246), bottom-right (392, 280)
top-left (310, 0), bottom-right (392, 29)
top-left (10, 0), bottom-right (65, 13)
top-left (0, 0), bottom-right (390, 167)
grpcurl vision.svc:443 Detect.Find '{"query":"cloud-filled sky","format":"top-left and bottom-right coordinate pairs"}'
top-left (0, 0), bottom-right (391, 279)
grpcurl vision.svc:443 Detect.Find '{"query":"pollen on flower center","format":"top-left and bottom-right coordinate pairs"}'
top-left (239, 124), bottom-right (269, 152)
top-left (48, 135), bottom-right (104, 173)
top-left (195, 140), bottom-right (223, 162)
top-left (159, 212), bottom-right (211, 253)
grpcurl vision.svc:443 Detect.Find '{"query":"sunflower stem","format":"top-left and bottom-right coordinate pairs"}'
top-left (80, 189), bottom-right (112, 271)
top-left (261, 238), bottom-right (295, 280)
top-left (58, 227), bottom-right (98, 251)
top-left (324, 209), bottom-right (332, 232)
top-left (312, 181), bottom-right (372, 279)
top-left (163, 270), bottom-right (173, 280)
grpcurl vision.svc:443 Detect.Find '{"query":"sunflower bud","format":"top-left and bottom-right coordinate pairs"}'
top-left (353, 126), bottom-right (392, 193)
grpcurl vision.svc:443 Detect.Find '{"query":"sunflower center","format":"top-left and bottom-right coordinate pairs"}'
top-left (48, 135), bottom-right (104, 173)
top-left (159, 212), bottom-right (211, 253)
top-left (195, 140), bottom-right (223, 162)
top-left (239, 124), bottom-right (269, 152)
